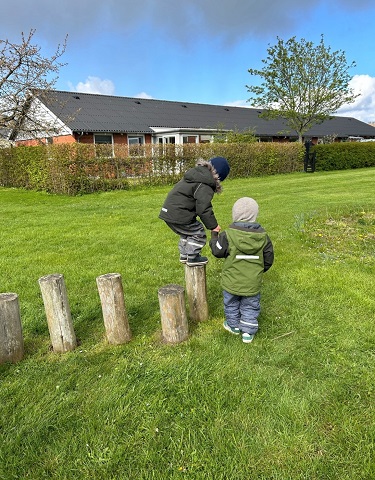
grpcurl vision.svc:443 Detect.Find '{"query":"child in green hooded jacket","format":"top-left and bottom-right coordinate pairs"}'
top-left (209, 197), bottom-right (274, 343)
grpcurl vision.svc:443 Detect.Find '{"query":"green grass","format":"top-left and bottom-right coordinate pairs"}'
top-left (0, 168), bottom-right (374, 479)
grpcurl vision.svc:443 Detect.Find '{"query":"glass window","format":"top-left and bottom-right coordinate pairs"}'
top-left (183, 136), bottom-right (198, 144)
top-left (128, 136), bottom-right (144, 145)
top-left (94, 134), bottom-right (113, 157)
top-left (128, 136), bottom-right (145, 156)
top-left (94, 134), bottom-right (113, 144)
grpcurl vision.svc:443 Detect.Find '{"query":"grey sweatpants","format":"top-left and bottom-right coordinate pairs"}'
top-left (165, 220), bottom-right (206, 258)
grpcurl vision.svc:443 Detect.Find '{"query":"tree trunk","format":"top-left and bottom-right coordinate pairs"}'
top-left (38, 274), bottom-right (77, 353)
top-left (96, 273), bottom-right (131, 345)
top-left (0, 293), bottom-right (24, 364)
top-left (185, 264), bottom-right (209, 322)
top-left (158, 284), bottom-right (188, 344)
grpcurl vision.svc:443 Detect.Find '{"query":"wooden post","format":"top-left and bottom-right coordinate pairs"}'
top-left (185, 264), bottom-right (209, 322)
top-left (96, 273), bottom-right (131, 345)
top-left (0, 293), bottom-right (24, 364)
top-left (38, 274), bottom-right (77, 353)
top-left (158, 284), bottom-right (188, 344)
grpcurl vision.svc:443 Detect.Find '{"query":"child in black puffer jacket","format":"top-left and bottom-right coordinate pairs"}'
top-left (159, 157), bottom-right (230, 266)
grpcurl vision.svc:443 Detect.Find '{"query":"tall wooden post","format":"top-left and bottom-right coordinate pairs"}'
top-left (38, 274), bottom-right (77, 353)
top-left (0, 293), bottom-right (24, 364)
top-left (158, 284), bottom-right (188, 344)
top-left (96, 273), bottom-right (131, 345)
top-left (185, 264), bottom-right (209, 322)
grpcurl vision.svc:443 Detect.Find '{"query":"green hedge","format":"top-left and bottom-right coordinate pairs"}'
top-left (0, 142), bottom-right (304, 195)
top-left (313, 142), bottom-right (375, 171)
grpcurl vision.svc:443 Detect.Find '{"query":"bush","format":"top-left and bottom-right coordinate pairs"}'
top-left (313, 142), bottom-right (375, 171)
top-left (0, 142), bottom-right (304, 195)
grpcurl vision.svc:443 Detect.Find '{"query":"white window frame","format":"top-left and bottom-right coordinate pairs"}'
top-left (94, 133), bottom-right (114, 157)
top-left (182, 135), bottom-right (198, 144)
top-left (128, 135), bottom-right (145, 156)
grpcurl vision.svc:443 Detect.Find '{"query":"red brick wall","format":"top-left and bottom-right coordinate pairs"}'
top-left (15, 132), bottom-right (153, 146)
top-left (16, 134), bottom-right (76, 146)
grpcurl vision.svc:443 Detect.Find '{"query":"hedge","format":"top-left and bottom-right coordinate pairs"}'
top-left (0, 142), bottom-right (304, 195)
top-left (313, 142), bottom-right (375, 171)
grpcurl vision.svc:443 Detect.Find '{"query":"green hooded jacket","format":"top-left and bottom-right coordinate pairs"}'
top-left (210, 223), bottom-right (274, 296)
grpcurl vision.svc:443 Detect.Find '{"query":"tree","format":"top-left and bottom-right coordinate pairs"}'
top-left (213, 126), bottom-right (257, 143)
top-left (246, 35), bottom-right (358, 143)
top-left (0, 29), bottom-right (67, 142)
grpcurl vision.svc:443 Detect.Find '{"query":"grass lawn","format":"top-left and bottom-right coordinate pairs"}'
top-left (0, 168), bottom-right (374, 479)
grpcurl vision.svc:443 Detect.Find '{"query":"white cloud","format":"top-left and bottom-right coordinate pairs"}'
top-left (134, 92), bottom-right (153, 99)
top-left (69, 76), bottom-right (115, 95)
top-left (228, 75), bottom-right (375, 123)
top-left (224, 100), bottom-right (251, 108)
top-left (337, 74), bottom-right (375, 122)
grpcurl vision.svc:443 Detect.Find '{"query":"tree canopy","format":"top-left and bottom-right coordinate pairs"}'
top-left (246, 35), bottom-right (358, 142)
top-left (213, 126), bottom-right (257, 143)
top-left (0, 30), bottom-right (67, 142)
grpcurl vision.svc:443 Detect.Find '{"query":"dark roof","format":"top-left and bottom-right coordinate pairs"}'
top-left (36, 90), bottom-right (375, 138)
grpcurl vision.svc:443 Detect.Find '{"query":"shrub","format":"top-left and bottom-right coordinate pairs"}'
top-left (313, 142), bottom-right (375, 171)
top-left (0, 142), bottom-right (304, 195)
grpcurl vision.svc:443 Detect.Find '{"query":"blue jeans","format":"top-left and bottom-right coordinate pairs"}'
top-left (223, 290), bottom-right (261, 335)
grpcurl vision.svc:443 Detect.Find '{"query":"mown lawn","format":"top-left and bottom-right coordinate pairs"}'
top-left (0, 168), bottom-right (374, 479)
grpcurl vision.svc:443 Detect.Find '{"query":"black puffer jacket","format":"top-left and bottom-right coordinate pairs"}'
top-left (158, 161), bottom-right (221, 230)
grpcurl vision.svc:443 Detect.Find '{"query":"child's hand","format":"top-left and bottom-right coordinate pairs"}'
top-left (212, 225), bottom-right (221, 232)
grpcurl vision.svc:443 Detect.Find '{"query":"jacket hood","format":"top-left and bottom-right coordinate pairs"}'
top-left (184, 159), bottom-right (222, 192)
top-left (228, 225), bottom-right (268, 255)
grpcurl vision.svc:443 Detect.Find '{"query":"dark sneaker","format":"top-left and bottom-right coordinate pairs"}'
top-left (223, 321), bottom-right (240, 335)
top-left (242, 333), bottom-right (254, 343)
top-left (179, 255), bottom-right (188, 263)
top-left (186, 255), bottom-right (208, 266)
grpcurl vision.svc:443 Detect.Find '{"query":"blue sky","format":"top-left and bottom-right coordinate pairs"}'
top-left (2, 0), bottom-right (375, 122)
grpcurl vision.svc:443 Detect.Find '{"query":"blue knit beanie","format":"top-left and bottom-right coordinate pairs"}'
top-left (210, 156), bottom-right (230, 181)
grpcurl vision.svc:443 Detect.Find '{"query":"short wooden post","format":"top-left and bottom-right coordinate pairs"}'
top-left (0, 293), bottom-right (24, 364)
top-left (38, 274), bottom-right (77, 353)
top-left (158, 284), bottom-right (188, 344)
top-left (185, 264), bottom-right (209, 322)
top-left (96, 273), bottom-right (131, 345)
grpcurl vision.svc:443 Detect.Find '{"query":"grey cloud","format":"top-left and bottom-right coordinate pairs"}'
top-left (1, 0), bottom-right (374, 45)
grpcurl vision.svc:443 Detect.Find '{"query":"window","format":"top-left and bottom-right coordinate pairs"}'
top-left (156, 136), bottom-right (176, 144)
top-left (94, 134), bottom-right (113, 144)
top-left (183, 136), bottom-right (198, 144)
top-left (128, 136), bottom-right (144, 145)
top-left (128, 135), bottom-right (145, 156)
top-left (94, 134), bottom-right (113, 157)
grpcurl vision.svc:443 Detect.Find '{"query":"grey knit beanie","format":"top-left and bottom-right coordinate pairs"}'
top-left (232, 197), bottom-right (259, 222)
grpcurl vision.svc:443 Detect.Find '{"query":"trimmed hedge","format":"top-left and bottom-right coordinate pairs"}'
top-left (0, 142), bottom-right (304, 195)
top-left (313, 142), bottom-right (375, 171)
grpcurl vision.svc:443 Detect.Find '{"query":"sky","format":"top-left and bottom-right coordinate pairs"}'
top-left (2, 0), bottom-right (375, 123)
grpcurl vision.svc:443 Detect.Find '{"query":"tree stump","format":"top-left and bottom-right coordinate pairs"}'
top-left (38, 274), bottom-right (77, 353)
top-left (0, 293), bottom-right (24, 364)
top-left (158, 284), bottom-right (188, 344)
top-left (96, 273), bottom-right (131, 345)
top-left (185, 264), bottom-right (208, 322)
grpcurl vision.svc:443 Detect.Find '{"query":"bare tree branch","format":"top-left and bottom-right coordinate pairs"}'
top-left (0, 29), bottom-right (67, 141)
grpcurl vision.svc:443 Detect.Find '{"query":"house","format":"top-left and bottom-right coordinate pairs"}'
top-left (13, 89), bottom-right (375, 147)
